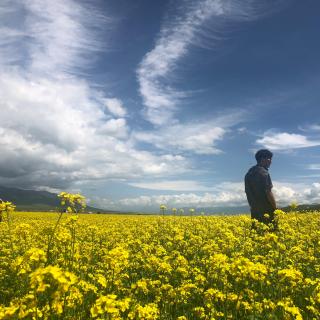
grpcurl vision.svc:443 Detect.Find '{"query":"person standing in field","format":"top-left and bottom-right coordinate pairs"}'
top-left (245, 149), bottom-right (277, 228)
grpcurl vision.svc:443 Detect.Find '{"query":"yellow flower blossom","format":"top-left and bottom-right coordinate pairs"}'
top-left (0, 204), bottom-right (319, 319)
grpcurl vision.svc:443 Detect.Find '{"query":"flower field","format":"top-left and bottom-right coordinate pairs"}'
top-left (1, 201), bottom-right (320, 319)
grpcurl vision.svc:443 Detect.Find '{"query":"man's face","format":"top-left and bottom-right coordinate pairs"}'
top-left (261, 157), bottom-right (272, 169)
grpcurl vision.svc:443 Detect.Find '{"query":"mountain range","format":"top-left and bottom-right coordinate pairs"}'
top-left (0, 186), bottom-right (107, 212)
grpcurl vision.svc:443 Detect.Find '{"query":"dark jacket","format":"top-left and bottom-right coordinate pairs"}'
top-left (245, 165), bottom-right (274, 219)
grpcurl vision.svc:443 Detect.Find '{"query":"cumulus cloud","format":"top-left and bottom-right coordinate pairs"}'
top-left (98, 118), bottom-right (128, 139)
top-left (0, 0), bottom-right (190, 190)
top-left (104, 182), bottom-right (248, 211)
top-left (104, 98), bottom-right (127, 118)
top-left (273, 182), bottom-right (320, 206)
top-left (303, 183), bottom-right (320, 203)
top-left (257, 132), bottom-right (320, 150)
top-left (95, 181), bottom-right (320, 211)
top-left (117, 193), bottom-right (242, 210)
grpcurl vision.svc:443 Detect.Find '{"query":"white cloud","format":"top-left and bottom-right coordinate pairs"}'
top-left (116, 187), bottom-right (247, 210)
top-left (257, 132), bottom-right (320, 150)
top-left (299, 123), bottom-right (320, 132)
top-left (303, 183), bottom-right (320, 203)
top-left (272, 183), bottom-right (298, 206)
top-left (136, 0), bottom-right (285, 126)
top-left (133, 110), bottom-right (245, 154)
top-left (110, 182), bottom-right (247, 210)
top-left (309, 124), bottom-right (320, 131)
top-left (237, 127), bottom-right (247, 134)
top-left (0, 0), bottom-right (107, 76)
top-left (137, 0), bottom-right (227, 125)
top-left (96, 181), bottom-right (320, 211)
top-left (307, 164), bottom-right (320, 170)
top-left (134, 125), bottom-right (225, 155)
top-left (99, 118), bottom-right (128, 139)
top-left (104, 98), bottom-right (127, 117)
top-left (28, 0), bottom-right (106, 77)
top-left (272, 182), bottom-right (320, 206)
top-left (129, 180), bottom-right (213, 192)
top-left (0, 0), bottom-right (191, 190)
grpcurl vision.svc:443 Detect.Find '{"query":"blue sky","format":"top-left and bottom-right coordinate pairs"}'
top-left (1, 0), bottom-right (320, 212)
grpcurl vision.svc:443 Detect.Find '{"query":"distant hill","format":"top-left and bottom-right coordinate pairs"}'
top-left (281, 203), bottom-right (320, 212)
top-left (2, 185), bottom-right (318, 214)
top-left (0, 186), bottom-right (109, 213)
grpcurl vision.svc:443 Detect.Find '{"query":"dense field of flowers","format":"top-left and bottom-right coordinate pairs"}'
top-left (1, 198), bottom-right (320, 319)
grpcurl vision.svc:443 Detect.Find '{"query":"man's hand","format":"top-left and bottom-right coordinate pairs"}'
top-left (266, 190), bottom-right (277, 210)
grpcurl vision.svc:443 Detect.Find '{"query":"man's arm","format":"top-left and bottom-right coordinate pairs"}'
top-left (266, 190), bottom-right (276, 210)
top-left (244, 178), bottom-right (253, 209)
top-left (245, 194), bottom-right (253, 209)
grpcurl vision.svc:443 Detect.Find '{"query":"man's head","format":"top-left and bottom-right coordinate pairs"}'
top-left (255, 149), bottom-right (273, 169)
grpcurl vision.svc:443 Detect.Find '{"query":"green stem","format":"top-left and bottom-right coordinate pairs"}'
top-left (6, 210), bottom-right (15, 258)
top-left (46, 211), bottom-right (64, 264)
top-left (70, 223), bottom-right (76, 270)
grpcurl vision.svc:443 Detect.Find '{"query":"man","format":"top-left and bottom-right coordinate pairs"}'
top-left (245, 149), bottom-right (277, 227)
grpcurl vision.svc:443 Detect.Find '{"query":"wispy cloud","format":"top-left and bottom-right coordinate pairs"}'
top-left (307, 164), bottom-right (320, 170)
top-left (137, 0), bottom-right (286, 125)
top-left (129, 180), bottom-right (215, 192)
top-left (0, 0), bottom-right (107, 76)
top-left (257, 132), bottom-right (320, 150)
top-left (136, 0), bottom-right (229, 125)
top-left (133, 110), bottom-right (245, 155)
top-left (134, 124), bottom-right (225, 155)
top-left (298, 123), bottom-right (320, 132)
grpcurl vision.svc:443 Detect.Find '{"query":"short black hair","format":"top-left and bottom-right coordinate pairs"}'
top-left (255, 149), bottom-right (273, 163)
